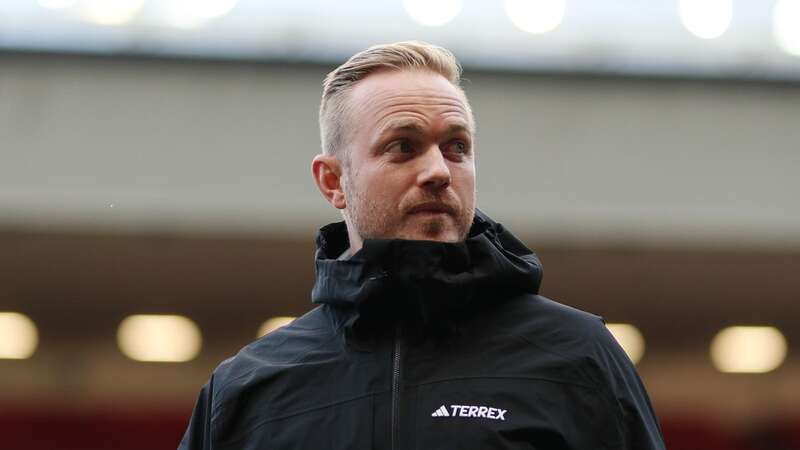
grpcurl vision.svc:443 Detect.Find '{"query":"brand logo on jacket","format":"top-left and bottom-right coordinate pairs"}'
top-left (431, 405), bottom-right (450, 417)
top-left (431, 405), bottom-right (507, 421)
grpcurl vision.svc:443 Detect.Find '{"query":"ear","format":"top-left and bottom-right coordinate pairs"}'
top-left (311, 154), bottom-right (347, 210)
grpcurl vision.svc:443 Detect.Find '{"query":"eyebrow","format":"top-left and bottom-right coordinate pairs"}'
top-left (375, 119), bottom-right (425, 140)
top-left (374, 119), bottom-right (472, 142)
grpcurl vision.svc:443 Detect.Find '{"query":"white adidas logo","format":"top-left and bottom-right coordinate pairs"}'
top-left (431, 404), bottom-right (507, 421)
top-left (431, 405), bottom-right (450, 417)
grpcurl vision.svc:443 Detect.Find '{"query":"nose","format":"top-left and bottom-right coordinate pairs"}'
top-left (417, 145), bottom-right (451, 191)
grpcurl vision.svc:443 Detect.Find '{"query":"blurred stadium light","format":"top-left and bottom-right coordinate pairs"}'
top-left (710, 326), bottom-right (788, 374)
top-left (78, 0), bottom-right (146, 26)
top-left (117, 314), bottom-right (202, 362)
top-left (403, 0), bottom-right (462, 27)
top-left (678, 0), bottom-right (733, 40)
top-left (504, 0), bottom-right (566, 34)
top-left (774, 0), bottom-right (800, 56)
top-left (606, 323), bottom-right (646, 365)
top-left (0, 312), bottom-right (38, 359)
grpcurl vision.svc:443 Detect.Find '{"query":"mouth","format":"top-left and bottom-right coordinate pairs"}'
top-left (407, 202), bottom-right (455, 216)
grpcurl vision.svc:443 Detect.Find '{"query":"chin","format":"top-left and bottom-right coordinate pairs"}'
top-left (404, 225), bottom-right (462, 243)
top-left (386, 214), bottom-right (468, 242)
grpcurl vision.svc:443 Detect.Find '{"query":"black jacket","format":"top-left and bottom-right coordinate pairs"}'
top-left (179, 211), bottom-right (666, 450)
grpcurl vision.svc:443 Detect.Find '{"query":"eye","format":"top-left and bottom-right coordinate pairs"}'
top-left (443, 140), bottom-right (469, 154)
top-left (386, 140), bottom-right (415, 154)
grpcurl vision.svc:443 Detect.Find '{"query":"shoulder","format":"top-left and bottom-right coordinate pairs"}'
top-left (497, 294), bottom-right (609, 347)
top-left (194, 307), bottom-right (340, 441)
top-left (490, 294), bottom-right (623, 382)
top-left (209, 306), bottom-right (336, 400)
top-left (497, 294), bottom-right (650, 394)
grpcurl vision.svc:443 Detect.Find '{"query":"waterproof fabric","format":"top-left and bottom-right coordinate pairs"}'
top-left (178, 210), bottom-right (666, 450)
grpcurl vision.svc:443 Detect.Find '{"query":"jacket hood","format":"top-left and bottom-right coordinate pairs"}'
top-left (311, 209), bottom-right (542, 337)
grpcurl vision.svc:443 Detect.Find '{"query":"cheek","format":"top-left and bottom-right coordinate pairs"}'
top-left (452, 166), bottom-right (476, 201)
top-left (354, 167), bottom-right (407, 203)
top-left (371, 165), bottom-right (412, 192)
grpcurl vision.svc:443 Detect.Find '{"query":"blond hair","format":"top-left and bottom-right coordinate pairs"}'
top-left (319, 41), bottom-right (470, 164)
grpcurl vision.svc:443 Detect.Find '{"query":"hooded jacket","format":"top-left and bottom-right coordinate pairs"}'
top-left (178, 211), bottom-right (666, 450)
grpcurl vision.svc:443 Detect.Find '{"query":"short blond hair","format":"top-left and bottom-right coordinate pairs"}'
top-left (319, 41), bottom-right (470, 164)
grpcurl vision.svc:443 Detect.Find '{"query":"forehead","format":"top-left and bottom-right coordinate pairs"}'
top-left (345, 69), bottom-right (473, 135)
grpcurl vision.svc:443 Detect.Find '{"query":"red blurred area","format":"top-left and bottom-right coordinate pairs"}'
top-left (2, 410), bottom-right (799, 450)
top-left (0, 409), bottom-right (189, 450)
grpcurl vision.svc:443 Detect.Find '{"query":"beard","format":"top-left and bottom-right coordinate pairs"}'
top-left (343, 175), bottom-right (475, 244)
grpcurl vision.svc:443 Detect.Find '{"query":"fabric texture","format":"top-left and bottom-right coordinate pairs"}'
top-left (178, 210), bottom-right (666, 450)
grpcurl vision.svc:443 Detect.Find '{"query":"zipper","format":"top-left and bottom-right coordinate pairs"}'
top-left (391, 324), bottom-right (402, 450)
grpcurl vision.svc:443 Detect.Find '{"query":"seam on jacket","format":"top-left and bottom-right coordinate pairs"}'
top-left (587, 335), bottom-right (631, 450)
top-left (586, 359), bottom-right (627, 450)
top-left (610, 389), bottom-right (628, 449)
top-left (215, 390), bottom-right (384, 447)
top-left (407, 374), bottom-right (596, 390)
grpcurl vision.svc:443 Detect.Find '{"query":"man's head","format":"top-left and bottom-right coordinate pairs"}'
top-left (312, 41), bottom-right (476, 254)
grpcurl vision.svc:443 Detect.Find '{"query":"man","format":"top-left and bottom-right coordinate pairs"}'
top-left (179, 41), bottom-right (665, 449)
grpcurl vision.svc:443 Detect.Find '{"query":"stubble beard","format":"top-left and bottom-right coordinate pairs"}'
top-left (343, 176), bottom-right (475, 244)
top-left (343, 175), bottom-right (395, 241)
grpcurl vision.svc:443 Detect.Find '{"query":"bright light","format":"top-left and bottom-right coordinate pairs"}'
top-left (774, 0), bottom-right (800, 56)
top-left (0, 312), bottom-right (38, 360)
top-left (606, 323), bottom-right (645, 364)
top-left (38, 0), bottom-right (78, 10)
top-left (679, 0), bottom-right (732, 39)
top-left (505, 0), bottom-right (565, 34)
top-left (117, 314), bottom-right (201, 362)
top-left (80, 0), bottom-right (145, 26)
top-left (157, 0), bottom-right (239, 29)
top-left (403, 0), bottom-right (462, 27)
top-left (257, 316), bottom-right (295, 338)
top-left (711, 326), bottom-right (787, 373)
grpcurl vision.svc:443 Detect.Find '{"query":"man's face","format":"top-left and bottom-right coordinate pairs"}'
top-left (341, 69), bottom-right (476, 244)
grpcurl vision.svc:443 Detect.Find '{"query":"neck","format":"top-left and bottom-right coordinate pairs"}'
top-left (344, 220), bottom-right (363, 255)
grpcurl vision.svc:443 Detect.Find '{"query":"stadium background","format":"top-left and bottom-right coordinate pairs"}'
top-left (1, 0), bottom-right (799, 449)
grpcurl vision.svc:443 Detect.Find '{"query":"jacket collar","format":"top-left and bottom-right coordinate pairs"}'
top-left (311, 209), bottom-right (542, 337)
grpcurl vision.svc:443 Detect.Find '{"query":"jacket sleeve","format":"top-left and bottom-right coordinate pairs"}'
top-left (178, 376), bottom-right (215, 450)
top-left (592, 322), bottom-right (666, 450)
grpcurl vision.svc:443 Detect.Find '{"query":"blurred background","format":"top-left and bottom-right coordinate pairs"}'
top-left (1, 0), bottom-right (799, 449)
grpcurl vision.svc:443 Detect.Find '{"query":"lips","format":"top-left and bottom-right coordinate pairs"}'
top-left (407, 201), bottom-right (455, 215)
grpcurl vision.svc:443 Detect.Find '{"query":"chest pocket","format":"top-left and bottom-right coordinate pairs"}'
top-left (216, 394), bottom-right (374, 450)
top-left (410, 377), bottom-right (619, 450)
